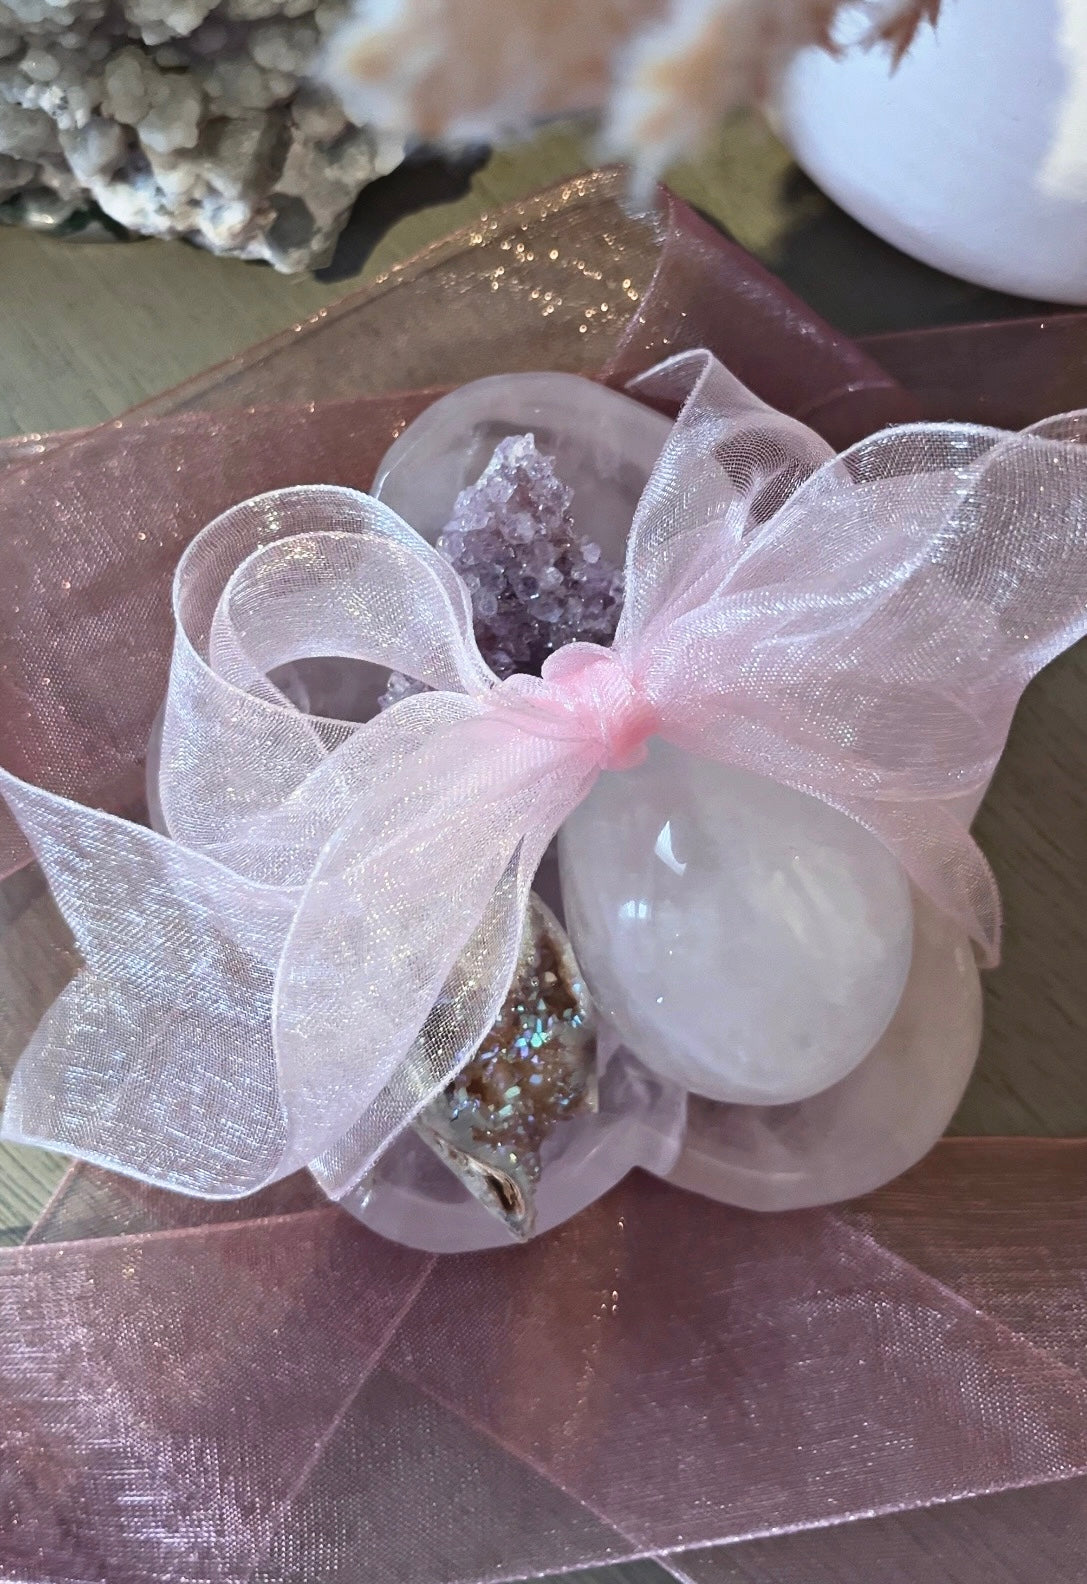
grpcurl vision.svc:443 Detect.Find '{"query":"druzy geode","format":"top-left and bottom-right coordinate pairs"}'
top-left (414, 896), bottom-right (597, 1240)
top-left (389, 433), bottom-right (616, 1232)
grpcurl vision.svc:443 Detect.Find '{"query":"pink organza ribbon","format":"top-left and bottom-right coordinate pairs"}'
top-left (3, 1140), bottom-right (1087, 1584)
top-left (4, 349), bottom-right (1087, 1204)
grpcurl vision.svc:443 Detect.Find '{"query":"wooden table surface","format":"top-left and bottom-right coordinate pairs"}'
top-left (2, 116), bottom-right (1084, 1584)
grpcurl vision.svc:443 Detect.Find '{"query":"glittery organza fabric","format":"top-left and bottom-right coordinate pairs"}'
top-left (3, 171), bottom-right (1087, 1582)
top-left (2, 1143), bottom-right (1087, 1582)
top-left (8, 345), bottom-right (1087, 1205)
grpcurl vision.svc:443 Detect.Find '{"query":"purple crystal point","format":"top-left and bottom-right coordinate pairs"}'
top-left (379, 433), bottom-right (625, 708)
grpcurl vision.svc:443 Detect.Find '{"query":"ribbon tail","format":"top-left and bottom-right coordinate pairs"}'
top-left (307, 848), bottom-right (530, 1202)
top-left (272, 706), bottom-right (598, 1183)
top-left (0, 768), bottom-right (299, 1196)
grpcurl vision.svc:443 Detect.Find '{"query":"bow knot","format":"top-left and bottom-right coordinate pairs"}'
top-left (536, 644), bottom-right (658, 772)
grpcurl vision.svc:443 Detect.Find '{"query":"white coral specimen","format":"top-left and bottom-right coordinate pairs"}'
top-left (0, 0), bottom-right (404, 270)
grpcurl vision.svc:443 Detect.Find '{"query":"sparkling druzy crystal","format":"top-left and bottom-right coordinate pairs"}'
top-left (438, 433), bottom-right (624, 678)
top-left (380, 432), bottom-right (625, 706)
top-left (413, 895), bottom-right (597, 1239)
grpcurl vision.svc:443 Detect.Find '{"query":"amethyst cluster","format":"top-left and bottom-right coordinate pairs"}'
top-left (380, 433), bottom-right (624, 708)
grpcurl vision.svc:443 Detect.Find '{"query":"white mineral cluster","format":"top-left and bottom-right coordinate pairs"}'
top-left (0, 0), bottom-right (403, 270)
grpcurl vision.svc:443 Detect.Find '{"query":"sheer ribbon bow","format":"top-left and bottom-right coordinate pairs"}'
top-left (4, 350), bottom-right (1087, 1204)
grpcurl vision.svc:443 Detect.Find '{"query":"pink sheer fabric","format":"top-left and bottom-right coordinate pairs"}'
top-left (2, 1143), bottom-right (1086, 1583)
top-left (2, 171), bottom-right (1087, 1583)
top-left (6, 349), bottom-right (1087, 1203)
top-left (0, 173), bottom-right (914, 885)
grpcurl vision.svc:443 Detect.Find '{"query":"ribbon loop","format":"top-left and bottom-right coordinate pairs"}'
top-left (5, 352), bottom-right (1087, 1202)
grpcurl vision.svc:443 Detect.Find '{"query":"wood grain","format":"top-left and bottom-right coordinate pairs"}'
top-left (0, 127), bottom-right (595, 439)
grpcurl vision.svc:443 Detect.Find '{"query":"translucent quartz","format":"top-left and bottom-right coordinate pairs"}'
top-left (667, 890), bottom-right (982, 1209)
top-left (559, 739), bottom-right (916, 1106)
top-left (372, 371), bottom-right (672, 561)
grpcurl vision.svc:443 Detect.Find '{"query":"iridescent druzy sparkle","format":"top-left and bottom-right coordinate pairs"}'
top-left (380, 432), bottom-right (624, 708)
top-left (414, 896), bottom-right (597, 1239)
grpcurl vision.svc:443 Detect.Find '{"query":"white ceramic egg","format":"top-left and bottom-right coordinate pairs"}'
top-left (779, 0), bottom-right (1087, 303)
